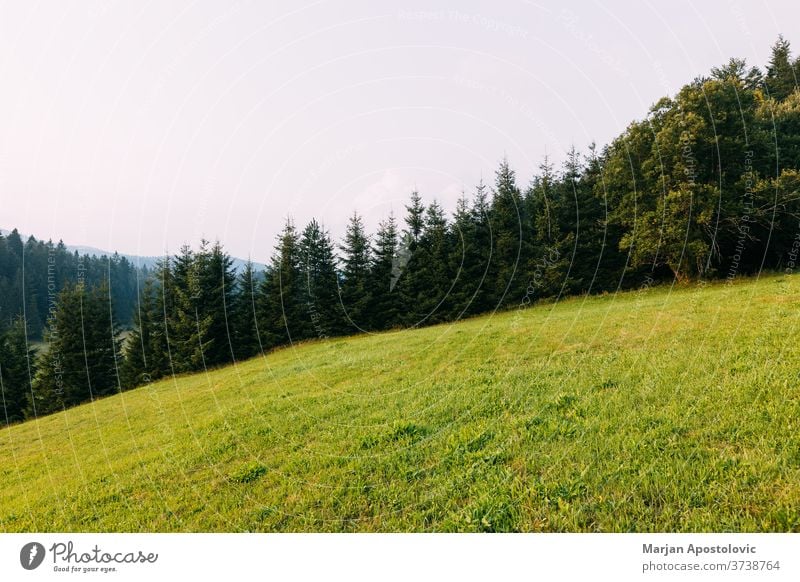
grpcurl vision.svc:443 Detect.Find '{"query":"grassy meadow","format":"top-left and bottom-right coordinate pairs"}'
top-left (2, 273), bottom-right (800, 532)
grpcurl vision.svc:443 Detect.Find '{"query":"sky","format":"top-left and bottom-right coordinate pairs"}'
top-left (0, 0), bottom-right (798, 263)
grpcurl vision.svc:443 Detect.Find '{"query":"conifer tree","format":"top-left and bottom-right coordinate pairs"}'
top-left (396, 192), bottom-right (427, 326)
top-left (467, 181), bottom-right (495, 314)
top-left (0, 317), bottom-right (35, 424)
top-left (447, 192), bottom-right (476, 318)
top-left (82, 283), bottom-right (122, 398)
top-left (149, 258), bottom-right (174, 379)
top-left (169, 245), bottom-right (213, 372)
top-left (258, 220), bottom-right (306, 348)
top-left (300, 220), bottom-right (345, 339)
top-left (766, 35), bottom-right (797, 101)
top-left (31, 283), bottom-right (121, 412)
top-left (489, 158), bottom-right (528, 306)
top-left (580, 144), bottom-right (627, 292)
top-left (524, 156), bottom-right (566, 297)
top-left (121, 278), bottom-right (158, 387)
top-left (338, 212), bottom-right (372, 333)
top-left (367, 214), bottom-right (400, 330)
top-left (230, 260), bottom-right (261, 360)
top-left (198, 241), bottom-right (236, 367)
top-left (404, 191), bottom-right (426, 245)
top-left (413, 201), bottom-right (450, 324)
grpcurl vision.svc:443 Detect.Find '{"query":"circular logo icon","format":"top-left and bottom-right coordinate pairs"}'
top-left (20, 542), bottom-right (46, 570)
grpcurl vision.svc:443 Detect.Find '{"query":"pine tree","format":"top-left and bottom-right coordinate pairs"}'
top-left (524, 156), bottom-right (566, 298)
top-left (0, 317), bottom-right (36, 424)
top-left (33, 284), bottom-right (84, 409)
top-left (338, 212), bottom-right (372, 333)
top-left (468, 181), bottom-right (495, 314)
top-left (198, 241), bottom-right (236, 367)
top-left (396, 192), bottom-right (427, 326)
top-left (170, 244), bottom-right (213, 372)
top-left (148, 257), bottom-right (174, 379)
top-left (300, 220), bottom-right (346, 339)
top-left (121, 278), bottom-right (158, 387)
top-left (447, 192), bottom-right (475, 318)
top-left (230, 260), bottom-right (261, 360)
top-left (82, 283), bottom-right (122, 398)
top-left (766, 35), bottom-right (797, 101)
top-left (404, 190), bottom-right (426, 245)
top-left (258, 220), bottom-right (306, 349)
top-left (367, 214), bottom-right (400, 330)
top-left (580, 144), bottom-right (627, 292)
top-left (489, 158), bottom-right (529, 307)
top-left (31, 282), bottom-right (121, 413)
top-left (413, 201), bottom-right (450, 324)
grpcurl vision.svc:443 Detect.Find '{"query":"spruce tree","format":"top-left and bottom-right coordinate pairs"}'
top-left (82, 283), bottom-right (122, 398)
top-left (31, 283), bottom-right (121, 413)
top-left (523, 156), bottom-right (567, 298)
top-left (447, 192), bottom-right (476, 318)
top-left (580, 144), bottom-right (627, 292)
top-left (198, 241), bottom-right (236, 367)
top-left (396, 192), bottom-right (427, 326)
top-left (230, 260), bottom-right (262, 360)
top-left (413, 201), bottom-right (450, 324)
top-left (467, 181), bottom-right (495, 314)
top-left (149, 257), bottom-right (174, 379)
top-left (367, 214), bottom-right (400, 330)
top-left (489, 158), bottom-right (528, 307)
top-left (766, 35), bottom-right (797, 101)
top-left (33, 284), bottom-right (84, 409)
top-left (258, 220), bottom-right (306, 348)
top-left (0, 317), bottom-right (35, 424)
top-left (170, 244), bottom-right (213, 372)
top-left (121, 278), bottom-right (158, 387)
top-left (338, 212), bottom-right (372, 333)
top-left (404, 190), bottom-right (426, 245)
top-left (300, 220), bottom-right (346, 339)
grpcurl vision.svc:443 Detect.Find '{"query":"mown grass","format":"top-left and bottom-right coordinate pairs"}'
top-left (2, 274), bottom-right (800, 532)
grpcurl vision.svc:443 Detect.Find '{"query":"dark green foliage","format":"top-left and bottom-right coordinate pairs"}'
top-left (525, 156), bottom-right (570, 298)
top-left (489, 158), bottom-right (530, 306)
top-left (0, 229), bottom-right (143, 338)
top-left (121, 278), bottom-right (162, 387)
top-left (396, 192), bottom-right (427, 325)
top-left (338, 213), bottom-right (372, 333)
top-left (299, 219), bottom-right (347, 339)
top-left (198, 241), bottom-right (237, 367)
top-left (0, 317), bottom-right (36, 424)
top-left (230, 261), bottom-right (262, 361)
top-left (148, 258), bottom-right (174, 379)
top-left (765, 35), bottom-right (797, 101)
top-left (448, 183), bottom-right (494, 317)
top-left (413, 201), bottom-right (451, 324)
top-left (366, 215), bottom-right (401, 330)
top-left (30, 283), bottom-right (121, 414)
top-left (169, 244), bottom-right (213, 372)
top-left (397, 192), bottom-right (456, 325)
top-left (258, 220), bottom-right (307, 348)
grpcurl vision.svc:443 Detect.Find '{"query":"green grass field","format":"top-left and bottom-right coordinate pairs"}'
top-left (2, 274), bottom-right (800, 532)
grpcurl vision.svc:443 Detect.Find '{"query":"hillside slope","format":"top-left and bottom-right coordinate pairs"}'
top-left (2, 274), bottom-right (800, 532)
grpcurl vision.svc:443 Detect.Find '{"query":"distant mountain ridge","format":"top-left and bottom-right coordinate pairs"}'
top-left (0, 228), bottom-right (265, 274)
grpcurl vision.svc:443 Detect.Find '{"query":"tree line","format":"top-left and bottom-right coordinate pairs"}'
top-left (2, 36), bottom-right (800, 424)
top-left (0, 230), bottom-right (142, 337)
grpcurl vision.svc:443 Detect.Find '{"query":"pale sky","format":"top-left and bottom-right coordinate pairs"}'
top-left (0, 0), bottom-right (797, 262)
